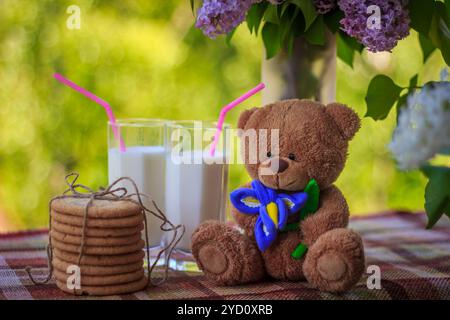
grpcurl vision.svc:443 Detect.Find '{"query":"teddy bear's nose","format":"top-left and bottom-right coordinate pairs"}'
top-left (271, 158), bottom-right (289, 173)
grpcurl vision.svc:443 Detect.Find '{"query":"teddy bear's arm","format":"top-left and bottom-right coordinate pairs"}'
top-left (300, 185), bottom-right (349, 247)
top-left (230, 182), bottom-right (259, 238)
top-left (231, 205), bottom-right (258, 238)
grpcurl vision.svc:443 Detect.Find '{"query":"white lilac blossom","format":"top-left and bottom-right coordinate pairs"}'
top-left (389, 82), bottom-right (450, 170)
top-left (338, 0), bottom-right (410, 52)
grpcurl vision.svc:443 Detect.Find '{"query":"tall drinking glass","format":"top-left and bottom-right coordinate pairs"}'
top-left (165, 120), bottom-right (230, 271)
top-left (108, 119), bottom-right (166, 263)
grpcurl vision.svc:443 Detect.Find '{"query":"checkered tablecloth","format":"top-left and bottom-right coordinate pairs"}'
top-left (1, 211), bottom-right (449, 300)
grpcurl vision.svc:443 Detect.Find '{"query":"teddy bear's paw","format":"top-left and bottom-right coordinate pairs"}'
top-left (191, 221), bottom-right (265, 286)
top-left (303, 228), bottom-right (365, 293)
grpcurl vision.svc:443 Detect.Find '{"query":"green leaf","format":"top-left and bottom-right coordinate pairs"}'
top-left (428, 2), bottom-right (450, 66)
top-left (279, 6), bottom-right (299, 46)
top-left (407, 0), bottom-right (435, 34)
top-left (396, 74), bottom-right (418, 122)
top-left (324, 8), bottom-right (344, 34)
top-left (262, 22), bottom-right (281, 59)
top-left (291, 7), bottom-right (306, 37)
top-left (286, 33), bottom-right (295, 55)
top-left (409, 74), bottom-right (418, 88)
top-left (190, 0), bottom-right (195, 14)
top-left (280, 1), bottom-right (291, 17)
top-left (300, 179), bottom-right (320, 220)
top-left (246, 2), bottom-right (268, 35)
top-left (421, 165), bottom-right (450, 228)
top-left (396, 93), bottom-right (408, 122)
top-left (365, 75), bottom-right (403, 120)
top-left (264, 4), bottom-right (280, 25)
top-left (419, 34), bottom-right (437, 63)
top-left (291, 0), bottom-right (318, 30)
top-left (225, 27), bottom-right (236, 46)
top-left (305, 15), bottom-right (326, 45)
top-left (337, 31), bottom-right (363, 68)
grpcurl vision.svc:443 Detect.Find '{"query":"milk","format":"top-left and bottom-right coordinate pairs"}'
top-left (165, 151), bottom-right (228, 251)
top-left (108, 146), bottom-right (166, 246)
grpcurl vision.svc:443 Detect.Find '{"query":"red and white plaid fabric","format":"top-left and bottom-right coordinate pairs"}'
top-left (1, 211), bottom-right (449, 300)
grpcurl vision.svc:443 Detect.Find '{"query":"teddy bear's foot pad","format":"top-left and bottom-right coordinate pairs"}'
top-left (192, 221), bottom-right (265, 285)
top-left (197, 244), bottom-right (228, 274)
top-left (304, 228), bottom-right (365, 292)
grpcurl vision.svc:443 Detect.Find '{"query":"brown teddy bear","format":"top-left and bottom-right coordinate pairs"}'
top-left (191, 99), bottom-right (365, 292)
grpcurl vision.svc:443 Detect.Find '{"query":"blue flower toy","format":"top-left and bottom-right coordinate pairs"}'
top-left (230, 180), bottom-right (308, 252)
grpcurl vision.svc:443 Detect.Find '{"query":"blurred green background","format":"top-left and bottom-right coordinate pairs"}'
top-left (0, 0), bottom-right (446, 231)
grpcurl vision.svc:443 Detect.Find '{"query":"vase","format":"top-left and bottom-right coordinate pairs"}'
top-left (261, 32), bottom-right (336, 105)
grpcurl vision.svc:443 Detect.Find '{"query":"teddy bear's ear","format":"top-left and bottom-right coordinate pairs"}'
top-left (326, 103), bottom-right (361, 140)
top-left (237, 107), bottom-right (258, 130)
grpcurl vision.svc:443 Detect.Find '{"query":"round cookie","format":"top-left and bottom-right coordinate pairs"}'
top-left (52, 220), bottom-right (144, 238)
top-left (54, 268), bottom-right (144, 286)
top-left (51, 237), bottom-right (145, 255)
top-left (51, 210), bottom-right (143, 228)
top-left (52, 257), bottom-right (143, 276)
top-left (55, 276), bottom-right (148, 296)
top-left (50, 229), bottom-right (142, 247)
top-left (51, 196), bottom-right (142, 219)
top-left (53, 248), bottom-right (145, 266)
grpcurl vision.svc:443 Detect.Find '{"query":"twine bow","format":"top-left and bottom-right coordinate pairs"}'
top-left (26, 172), bottom-right (185, 289)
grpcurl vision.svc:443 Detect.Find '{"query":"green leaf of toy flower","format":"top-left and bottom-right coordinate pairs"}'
top-left (365, 75), bottom-right (403, 120)
top-left (407, 0), bottom-right (434, 34)
top-left (291, 0), bottom-right (317, 31)
top-left (262, 22), bottom-right (281, 59)
top-left (419, 34), bottom-right (437, 63)
top-left (300, 179), bottom-right (319, 220)
top-left (421, 165), bottom-right (450, 229)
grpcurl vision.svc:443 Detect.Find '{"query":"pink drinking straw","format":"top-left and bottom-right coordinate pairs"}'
top-left (53, 73), bottom-right (126, 152)
top-left (209, 83), bottom-right (265, 156)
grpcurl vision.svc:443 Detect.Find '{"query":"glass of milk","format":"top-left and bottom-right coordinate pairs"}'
top-left (165, 120), bottom-right (230, 271)
top-left (108, 119), bottom-right (167, 263)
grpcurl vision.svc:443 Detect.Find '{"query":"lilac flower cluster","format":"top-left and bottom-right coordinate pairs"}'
top-left (313, 0), bottom-right (337, 14)
top-left (195, 0), bottom-right (253, 39)
top-left (338, 0), bottom-right (410, 52)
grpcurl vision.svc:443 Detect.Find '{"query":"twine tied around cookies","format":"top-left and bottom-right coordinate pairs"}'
top-left (26, 172), bottom-right (185, 289)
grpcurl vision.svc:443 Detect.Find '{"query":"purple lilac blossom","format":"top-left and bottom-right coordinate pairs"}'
top-left (195, 0), bottom-right (253, 39)
top-left (314, 0), bottom-right (337, 14)
top-left (338, 0), bottom-right (410, 52)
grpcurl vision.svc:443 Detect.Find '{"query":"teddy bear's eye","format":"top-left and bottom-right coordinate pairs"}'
top-left (288, 153), bottom-right (296, 160)
top-left (266, 151), bottom-right (272, 158)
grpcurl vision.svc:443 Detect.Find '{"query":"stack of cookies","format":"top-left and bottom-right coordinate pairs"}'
top-left (50, 197), bottom-right (148, 296)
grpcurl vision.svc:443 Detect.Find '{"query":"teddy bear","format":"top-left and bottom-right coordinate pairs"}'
top-left (191, 99), bottom-right (365, 292)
